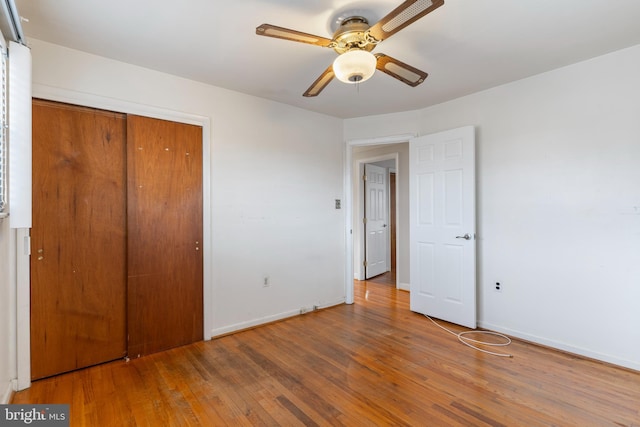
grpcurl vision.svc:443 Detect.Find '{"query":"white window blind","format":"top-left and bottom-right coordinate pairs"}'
top-left (8, 41), bottom-right (31, 228)
top-left (0, 39), bottom-right (7, 218)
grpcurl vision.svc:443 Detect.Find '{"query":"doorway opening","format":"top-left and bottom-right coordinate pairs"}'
top-left (349, 139), bottom-right (410, 295)
top-left (345, 127), bottom-right (476, 330)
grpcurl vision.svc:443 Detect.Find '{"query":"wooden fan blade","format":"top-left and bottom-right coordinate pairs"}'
top-left (368, 0), bottom-right (444, 42)
top-left (256, 24), bottom-right (334, 47)
top-left (375, 53), bottom-right (428, 87)
top-left (303, 65), bottom-right (335, 97)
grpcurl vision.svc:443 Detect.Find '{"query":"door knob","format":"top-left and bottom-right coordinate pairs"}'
top-left (456, 233), bottom-right (471, 240)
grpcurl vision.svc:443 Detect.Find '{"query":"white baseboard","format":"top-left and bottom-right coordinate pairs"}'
top-left (397, 282), bottom-right (410, 291)
top-left (478, 321), bottom-right (640, 372)
top-left (1, 381), bottom-right (13, 404)
top-left (210, 298), bottom-right (345, 338)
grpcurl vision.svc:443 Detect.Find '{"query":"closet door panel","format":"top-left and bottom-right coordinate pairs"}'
top-left (127, 115), bottom-right (203, 357)
top-left (31, 100), bottom-right (127, 379)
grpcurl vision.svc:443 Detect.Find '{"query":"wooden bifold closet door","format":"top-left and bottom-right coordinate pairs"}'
top-left (30, 101), bottom-right (203, 380)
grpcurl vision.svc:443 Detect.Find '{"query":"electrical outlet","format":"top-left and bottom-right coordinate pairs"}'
top-left (495, 282), bottom-right (502, 292)
top-left (263, 276), bottom-right (270, 287)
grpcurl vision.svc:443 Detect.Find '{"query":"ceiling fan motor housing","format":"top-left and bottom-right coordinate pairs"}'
top-left (332, 17), bottom-right (376, 54)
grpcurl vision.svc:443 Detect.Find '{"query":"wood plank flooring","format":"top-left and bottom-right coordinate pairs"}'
top-left (367, 270), bottom-right (396, 286)
top-left (13, 279), bottom-right (640, 426)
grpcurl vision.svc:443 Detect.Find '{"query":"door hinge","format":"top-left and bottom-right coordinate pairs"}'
top-left (363, 174), bottom-right (368, 181)
top-left (363, 218), bottom-right (367, 224)
top-left (363, 260), bottom-right (368, 267)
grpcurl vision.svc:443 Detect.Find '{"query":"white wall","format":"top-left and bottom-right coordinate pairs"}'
top-left (352, 144), bottom-right (410, 289)
top-left (345, 44), bottom-right (640, 371)
top-left (27, 39), bottom-right (346, 339)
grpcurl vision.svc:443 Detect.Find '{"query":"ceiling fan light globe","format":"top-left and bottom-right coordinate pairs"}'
top-left (333, 50), bottom-right (376, 84)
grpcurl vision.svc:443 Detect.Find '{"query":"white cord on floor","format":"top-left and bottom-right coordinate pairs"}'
top-left (425, 314), bottom-right (513, 358)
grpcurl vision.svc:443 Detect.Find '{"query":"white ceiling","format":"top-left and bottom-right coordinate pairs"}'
top-left (14, 0), bottom-right (640, 119)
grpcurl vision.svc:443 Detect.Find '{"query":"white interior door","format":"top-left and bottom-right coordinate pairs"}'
top-left (364, 163), bottom-right (389, 278)
top-left (409, 126), bottom-right (476, 328)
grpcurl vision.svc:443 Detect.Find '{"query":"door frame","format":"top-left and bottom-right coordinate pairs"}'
top-left (16, 84), bottom-right (212, 389)
top-left (344, 134), bottom-right (415, 303)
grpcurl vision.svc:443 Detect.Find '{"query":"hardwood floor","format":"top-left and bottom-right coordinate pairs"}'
top-left (367, 270), bottom-right (396, 286)
top-left (13, 279), bottom-right (640, 426)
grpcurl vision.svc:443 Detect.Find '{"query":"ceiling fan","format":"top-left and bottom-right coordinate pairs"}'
top-left (256, 0), bottom-right (444, 97)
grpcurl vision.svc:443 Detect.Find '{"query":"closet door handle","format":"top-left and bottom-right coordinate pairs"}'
top-left (455, 234), bottom-right (471, 240)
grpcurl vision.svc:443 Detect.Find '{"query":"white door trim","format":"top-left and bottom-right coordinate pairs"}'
top-left (344, 134), bottom-right (415, 303)
top-left (16, 84), bottom-right (213, 390)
